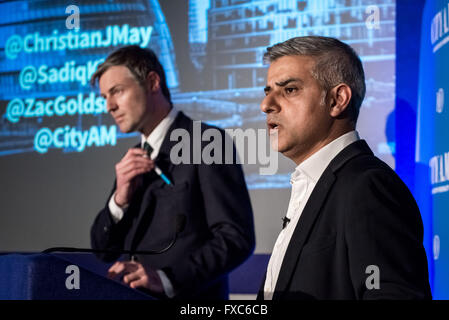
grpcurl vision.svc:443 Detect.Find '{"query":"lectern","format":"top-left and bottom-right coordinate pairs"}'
top-left (0, 253), bottom-right (154, 300)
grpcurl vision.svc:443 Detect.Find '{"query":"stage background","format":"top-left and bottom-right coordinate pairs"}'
top-left (7, 0), bottom-right (443, 298)
top-left (413, 0), bottom-right (449, 299)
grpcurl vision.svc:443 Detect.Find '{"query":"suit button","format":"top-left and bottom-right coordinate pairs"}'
top-left (103, 226), bottom-right (108, 233)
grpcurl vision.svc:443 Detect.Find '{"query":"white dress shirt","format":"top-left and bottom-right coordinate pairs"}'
top-left (264, 131), bottom-right (360, 300)
top-left (108, 107), bottom-right (178, 298)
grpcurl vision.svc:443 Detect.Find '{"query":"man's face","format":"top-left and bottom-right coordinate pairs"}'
top-left (261, 55), bottom-right (332, 163)
top-left (99, 65), bottom-right (152, 134)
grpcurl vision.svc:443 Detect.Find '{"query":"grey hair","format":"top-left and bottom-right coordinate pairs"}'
top-left (264, 36), bottom-right (366, 124)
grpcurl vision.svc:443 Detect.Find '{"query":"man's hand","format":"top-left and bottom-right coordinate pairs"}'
top-left (107, 261), bottom-right (164, 294)
top-left (114, 148), bottom-right (154, 207)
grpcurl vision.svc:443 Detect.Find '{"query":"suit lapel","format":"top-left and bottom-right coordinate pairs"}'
top-left (141, 111), bottom-right (189, 200)
top-left (134, 112), bottom-right (191, 213)
top-left (154, 111), bottom-right (190, 187)
top-left (272, 140), bottom-right (373, 299)
top-left (273, 169), bottom-right (336, 298)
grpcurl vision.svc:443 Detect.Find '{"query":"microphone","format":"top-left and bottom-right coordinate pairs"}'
top-left (282, 216), bottom-right (290, 229)
top-left (42, 214), bottom-right (186, 256)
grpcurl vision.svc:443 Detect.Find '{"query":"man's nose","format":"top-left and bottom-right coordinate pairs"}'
top-left (260, 94), bottom-right (278, 114)
top-left (106, 97), bottom-right (117, 113)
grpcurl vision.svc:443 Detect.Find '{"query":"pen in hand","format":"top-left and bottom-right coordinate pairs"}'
top-left (142, 142), bottom-right (172, 186)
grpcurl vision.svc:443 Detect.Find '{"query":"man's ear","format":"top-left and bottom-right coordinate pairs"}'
top-left (145, 71), bottom-right (161, 93)
top-left (328, 84), bottom-right (352, 118)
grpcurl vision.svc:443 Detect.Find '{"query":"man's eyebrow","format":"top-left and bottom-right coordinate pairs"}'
top-left (275, 78), bottom-right (303, 87)
top-left (264, 78), bottom-right (303, 93)
top-left (101, 84), bottom-right (121, 97)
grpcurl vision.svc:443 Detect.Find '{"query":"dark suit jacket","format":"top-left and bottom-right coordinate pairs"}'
top-left (91, 111), bottom-right (255, 299)
top-left (258, 140), bottom-right (431, 300)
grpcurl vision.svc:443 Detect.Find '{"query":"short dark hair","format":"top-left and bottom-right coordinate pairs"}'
top-left (91, 45), bottom-right (172, 104)
top-left (264, 36), bottom-right (366, 124)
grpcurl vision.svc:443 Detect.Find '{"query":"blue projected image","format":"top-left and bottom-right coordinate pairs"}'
top-left (0, 0), bottom-right (178, 155)
top-left (1, 0), bottom-right (395, 191)
top-left (179, 0), bottom-right (396, 188)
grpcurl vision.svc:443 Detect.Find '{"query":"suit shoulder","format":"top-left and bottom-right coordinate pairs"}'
top-left (336, 154), bottom-right (425, 247)
top-left (335, 154), bottom-right (414, 199)
top-left (175, 112), bottom-right (225, 134)
top-left (338, 153), bottom-right (399, 182)
top-left (335, 154), bottom-right (422, 223)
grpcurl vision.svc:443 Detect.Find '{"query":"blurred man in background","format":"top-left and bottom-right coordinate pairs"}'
top-left (90, 46), bottom-right (255, 299)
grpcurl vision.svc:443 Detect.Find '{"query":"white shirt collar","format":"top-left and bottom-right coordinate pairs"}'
top-left (141, 108), bottom-right (179, 159)
top-left (292, 131), bottom-right (360, 183)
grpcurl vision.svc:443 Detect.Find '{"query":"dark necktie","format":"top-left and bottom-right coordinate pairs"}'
top-left (141, 142), bottom-right (157, 185)
top-left (143, 142), bottom-right (153, 158)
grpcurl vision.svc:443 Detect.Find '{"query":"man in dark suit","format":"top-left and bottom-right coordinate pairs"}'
top-left (90, 46), bottom-right (255, 299)
top-left (258, 36), bottom-right (431, 300)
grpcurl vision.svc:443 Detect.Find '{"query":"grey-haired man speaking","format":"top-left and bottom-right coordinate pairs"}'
top-left (258, 36), bottom-right (431, 300)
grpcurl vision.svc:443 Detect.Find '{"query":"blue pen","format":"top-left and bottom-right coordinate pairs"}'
top-left (154, 166), bottom-right (172, 185)
top-left (143, 143), bottom-right (172, 186)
